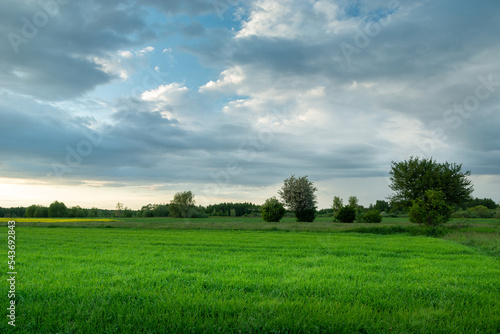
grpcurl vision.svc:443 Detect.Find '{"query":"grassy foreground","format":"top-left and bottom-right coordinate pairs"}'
top-left (2, 227), bottom-right (499, 333)
top-left (3, 216), bottom-right (498, 257)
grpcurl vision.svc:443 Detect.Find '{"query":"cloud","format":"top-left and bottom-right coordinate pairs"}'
top-left (199, 66), bottom-right (245, 93)
top-left (1, 0), bottom-right (499, 207)
top-left (0, 0), bottom-right (156, 100)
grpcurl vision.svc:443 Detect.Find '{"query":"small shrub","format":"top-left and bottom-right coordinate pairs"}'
top-left (261, 197), bottom-right (286, 222)
top-left (360, 210), bottom-right (382, 223)
top-left (336, 206), bottom-right (356, 223)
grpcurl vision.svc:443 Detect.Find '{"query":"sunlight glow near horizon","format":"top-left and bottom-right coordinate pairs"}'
top-left (1, 175), bottom-right (498, 211)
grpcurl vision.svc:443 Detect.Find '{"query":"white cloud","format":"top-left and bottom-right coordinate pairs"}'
top-left (92, 47), bottom-right (156, 80)
top-left (199, 66), bottom-right (245, 93)
top-left (141, 83), bottom-right (189, 105)
top-left (236, 0), bottom-right (357, 40)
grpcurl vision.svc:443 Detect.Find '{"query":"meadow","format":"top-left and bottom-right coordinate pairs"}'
top-left (2, 217), bottom-right (499, 333)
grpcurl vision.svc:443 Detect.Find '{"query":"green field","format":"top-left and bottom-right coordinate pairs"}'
top-left (2, 220), bottom-right (500, 333)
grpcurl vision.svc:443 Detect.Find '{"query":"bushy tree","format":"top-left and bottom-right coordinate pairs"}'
top-left (336, 206), bottom-right (356, 223)
top-left (360, 210), bottom-right (382, 223)
top-left (295, 208), bottom-right (316, 222)
top-left (88, 207), bottom-right (99, 218)
top-left (389, 156), bottom-right (473, 209)
top-left (48, 201), bottom-right (68, 218)
top-left (170, 191), bottom-right (196, 218)
top-left (142, 209), bottom-right (154, 217)
top-left (373, 200), bottom-right (390, 213)
top-left (206, 202), bottom-right (260, 217)
top-left (332, 196), bottom-right (343, 212)
top-left (348, 196), bottom-right (359, 208)
top-left (278, 175), bottom-right (317, 222)
top-left (26, 205), bottom-right (38, 218)
top-left (33, 206), bottom-right (49, 218)
top-left (261, 197), bottom-right (286, 222)
top-left (153, 204), bottom-right (169, 217)
top-left (468, 205), bottom-right (494, 218)
top-left (408, 190), bottom-right (453, 227)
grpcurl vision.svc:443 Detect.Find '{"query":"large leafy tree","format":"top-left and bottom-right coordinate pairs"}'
top-left (278, 175), bottom-right (317, 222)
top-left (170, 191), bottom-right (196, 218)
top-left (389, 156), bottom-right (473, 209)
top-left (48, 201), bottom-right (68, 218)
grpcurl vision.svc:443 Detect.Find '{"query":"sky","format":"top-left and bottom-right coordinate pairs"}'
top-left (0, 0), bottom-right (499, 210)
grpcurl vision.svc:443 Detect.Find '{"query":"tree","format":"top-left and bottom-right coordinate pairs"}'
top-left (278, 175), bottom-right (317, 222)
top-left (115, 202), bottom-right (124, 218)
top-left (261, 197), bottom-right (286, 222)
top-left (468, 205), bottom-right (494, 218)
top-left (389, 156), bottom-right (473, 209)
top-left (152, 204), bottom-right (169, 217)
top-left (26, 204), bottom-right (38, 218)
top-left (33, 206), bottom-right (49, 218)
top-left (48, 201), bottom-right (68, 218)
top-left (332, 196), bottom-right (343, 212)
top-left (373, 200), bottom-right (390, 213)
top-left (335, 206), bottom-right (356, 223)
top-left (68, 206), bottom-right (86, 218)
top-left (170, 191), bottom-right (196, 218)
top-left (348, 196), bottom-right (359, 208)
top-left (465, 198), bottom-right (497, 210)
top-left (88, 207), bottom-right (99, 218)
top-left (408, 190), bottom-right (453, 227)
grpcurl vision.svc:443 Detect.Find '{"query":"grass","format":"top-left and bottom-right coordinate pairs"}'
top-left (3, 216), bottom-right (498, 257)
top-left (2, 227), bottom-right (499, 333)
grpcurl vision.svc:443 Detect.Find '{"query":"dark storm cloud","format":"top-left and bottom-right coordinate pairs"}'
top-left (0, 0), bottom-right (155, 100)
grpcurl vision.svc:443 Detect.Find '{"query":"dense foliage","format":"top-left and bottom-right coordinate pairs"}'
top-left (0, 206), bottom-right (27, 218)
top-left (206, 202), bottom-right (260, 217)
top-left (408, 190), bottom-right (453, 226)
top-left (48, 201), bottom-right (68, 218)
top-left (371, 200), bottom-right (390, 213)
top-left (279, 175), bottom-right (317, 222)
top-left (139, 204), bottom-right (170, 218)
top-left (260, 197), bottom-right (286, 222)
top-left (389, 156), bottom-right (473, 208)
top-left (360, 210), bottom-right (383, 223)
top-left (170, 191), bottom-right (196, 218)
top-left (464, 197), bottom-right (498, 210)
top-left (335, 206), bottom-right (356, 223)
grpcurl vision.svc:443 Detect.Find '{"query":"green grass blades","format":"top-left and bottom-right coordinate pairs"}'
top-left (2, 228), bottom-right (499, 333)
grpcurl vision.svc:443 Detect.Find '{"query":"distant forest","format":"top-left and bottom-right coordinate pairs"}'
top-left (1, 197), bottom-right (497, 219)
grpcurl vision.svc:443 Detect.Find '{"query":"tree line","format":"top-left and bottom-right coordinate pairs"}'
top-left (261, 157), bottom-right (499, 225)
top-left (2, 157), bottom-right (499, 223)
